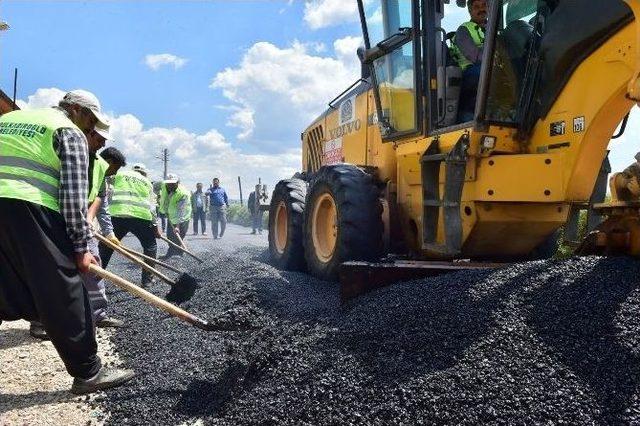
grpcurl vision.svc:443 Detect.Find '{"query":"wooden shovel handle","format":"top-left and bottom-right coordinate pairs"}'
top-left (118, 245), bottom-right (184, 274)
top-left (174, 232), bottom-right (188, 250)
top-left (95, 233), bottom-right (177, 286)
top-left (89, 264), bottom-right (211, 330)
top-left (159, 234), bottom-right (204, 263)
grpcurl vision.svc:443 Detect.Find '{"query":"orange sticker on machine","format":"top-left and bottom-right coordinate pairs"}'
top-left (323, 137), bottom-right (343, 165)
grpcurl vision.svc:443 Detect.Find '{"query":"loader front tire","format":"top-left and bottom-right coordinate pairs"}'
top-left (268, 178), bottom-right (307, 271)
top-left (304, 165), bottom-right (383, 281)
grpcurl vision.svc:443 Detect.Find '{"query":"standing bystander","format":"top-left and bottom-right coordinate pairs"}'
top-left (191, 182), bottom-right (208, 235)
top-left (207, 177), bottom-right (228, 239)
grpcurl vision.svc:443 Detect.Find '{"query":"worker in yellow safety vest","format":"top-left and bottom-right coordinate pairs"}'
top-left (0, 89), bottom-right (134, 395)
top-left (450, 0), bottom-right (487, 122)
top-left (160, 173), bottom-right (192, 259)
top-left (98, 162), bottom-right (161, 287)
top-left (28, 123), bottom-right (124, 341)
top-left (83, 123), bottom-right (125, 327)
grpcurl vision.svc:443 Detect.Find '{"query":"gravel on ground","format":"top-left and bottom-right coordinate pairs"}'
top-left (95, 224), bottom-right (640, 425)
top-left (0, 321), bottom-right (120, 425)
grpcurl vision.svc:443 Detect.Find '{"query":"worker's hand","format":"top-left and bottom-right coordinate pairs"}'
top-left (174, 227), bottom-right (180, 236)
top-left (75, 252), bottom-right (98, 274)
top-left (106, 233), bottom-right (121, 246)
top-left (154, 226), bottom-right (162, 238)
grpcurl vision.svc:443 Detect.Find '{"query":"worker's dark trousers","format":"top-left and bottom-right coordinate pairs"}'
top-left (0, 199), bottom-right (101, 379)
top-left (193, 207), bottom-right (206, 234)
top-left (166, 220), bottom-right (189, 256)
top-left (99, 217), bottom-right (157, 284)
top-left (458, 63), bottom-right (481, 123)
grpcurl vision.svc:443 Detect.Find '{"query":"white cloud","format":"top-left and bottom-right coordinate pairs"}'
top-left (303, 0), bottom-right (361, 29)
top-left (211, 37), bottom-right (363, 148)
top-left (15, 87), bottom-right (66, 110)
top-left (17, 88), bottom-right (299, 198)
top-left (144, 53), bottom-right (188, 71)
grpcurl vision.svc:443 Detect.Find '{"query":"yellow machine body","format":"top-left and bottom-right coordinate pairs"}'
top-left (301, 1), bottom-right (639, 260)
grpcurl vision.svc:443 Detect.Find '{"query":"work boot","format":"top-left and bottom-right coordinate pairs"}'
top-left (71, 367), bottom-right (135, 395)
top-left (96, 317), bottom-right (125, 328)
top-left (251, 230), bottom-right (256, 235)
top-left (202, 232), bottom-right (207, 236)
top-left (258, 229), bottom-right (263, 235)
top-left (29, 322), bottom-right (49, 340)
top-left (141, 277), bottom-right (156, 288)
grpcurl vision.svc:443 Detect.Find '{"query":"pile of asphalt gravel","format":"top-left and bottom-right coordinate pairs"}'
top-left (99, 226), bottom-right (640, 424)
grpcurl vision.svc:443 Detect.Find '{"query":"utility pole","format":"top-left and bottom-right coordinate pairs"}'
top-left (12, 68), bottom-right (17, 110)
top-left (162, 148), bottom-right (168, 179)
top-left (156, 148), bottom-right (169, 179)
top-left (238, 176), bottom-right (243, 206)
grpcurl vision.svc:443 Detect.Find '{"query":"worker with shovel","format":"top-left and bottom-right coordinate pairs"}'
top-left (0, 89), bottom-right (134, 394)
top-left (161, 173), bottom-right (192, 259)
top-left (29, 125), bottom-right (125, 340)
top-left (99, 162), bottom-right (162, 287)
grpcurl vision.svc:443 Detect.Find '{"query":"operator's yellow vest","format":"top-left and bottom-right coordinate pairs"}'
top-left (109, 169), bottom-right (153, 221)
top-left (0, 108), bottom-right (82, 212)
top-left (88, 156), bottom-right (110, 204)
top-left (450, 21), bottom-right (485, 70)
top-left (167, 184), bottom-right (192, 225)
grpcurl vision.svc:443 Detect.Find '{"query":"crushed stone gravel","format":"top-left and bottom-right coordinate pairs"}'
top-left (0, 321), bottom-right (119, 425)
top-left (98, 224), bottom-right (640, 425)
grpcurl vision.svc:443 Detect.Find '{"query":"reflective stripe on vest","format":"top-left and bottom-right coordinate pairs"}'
top-left (167, 184), bottom-right (192, 225)
top-left (88, 156), bottom-right (109, 204)
top-left (109, 169), bottom-right (153, 221)
top-left (450, 21), bottom-right (485, 70)
top-left (0, 108), bottom-right (81, 212)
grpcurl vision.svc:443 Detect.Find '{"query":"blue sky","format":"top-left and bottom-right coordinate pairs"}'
top-left (0, 1), bottom-right (637, 196)
top-left (0, 1), bottom-right (355, 137)
top-left (0, 0), bottom-right (381, 195)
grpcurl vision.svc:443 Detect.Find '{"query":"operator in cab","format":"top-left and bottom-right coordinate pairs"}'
top-left (451, 0), bottom-right (488, 122)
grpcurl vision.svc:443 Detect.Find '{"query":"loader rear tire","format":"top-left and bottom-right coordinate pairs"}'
top-left (304, 165), bottom-right (383, 281)
top-left (268, 178), bottom-right (307, 271)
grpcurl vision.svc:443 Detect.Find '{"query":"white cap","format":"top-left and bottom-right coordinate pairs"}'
top-left (62, 89), bottom-right (109, 127)
top-left (94, 122), bottom-right (111, 141)
top-left (164, 173), bottom-right (179, 184)
top-left (132, 163), bottom-right (148, 174)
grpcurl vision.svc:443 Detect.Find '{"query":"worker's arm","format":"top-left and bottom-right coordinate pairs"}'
top-left (54, 127), bottom-right (92, 254)
top-left (87, 197), bottom-right (101, 224)
top-left (455, 25), bottom-right (483, 64)
top-left (147, 183), bottom-right (158, 228)
top-left (175, 195), bottom-right (189, 221)
top-left (97, 181), bottom-right (116, 238)
top-left (224, 189), bottom-right (229, 207)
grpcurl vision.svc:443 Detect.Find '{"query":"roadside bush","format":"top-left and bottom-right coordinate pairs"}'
top-left (226, 203), bottom-right (269, 229)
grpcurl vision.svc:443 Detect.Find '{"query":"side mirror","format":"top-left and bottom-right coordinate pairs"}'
top-left (357, 47), bottom-right (371, 79)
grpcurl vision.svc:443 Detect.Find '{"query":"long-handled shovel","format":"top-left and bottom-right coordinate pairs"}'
top-left (117, 245), bottom-right (184, 275)
top-left (159, 234), bottom-right (204, 263)
top-left (96, 233), bottom-right (198, 304)
top-left (90, 265), bottom-right (238, 332)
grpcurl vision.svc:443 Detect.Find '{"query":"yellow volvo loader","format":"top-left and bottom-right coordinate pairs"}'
top-left (268, 0), bottom-right (640, 299)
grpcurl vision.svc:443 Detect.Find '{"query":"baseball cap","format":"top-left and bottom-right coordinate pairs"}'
top-left (164, 173), bottom-right (179, 184)
top-left (62, 89), bottom-right (110, 127)
top-left (132, 163), bottom-right (148, 174)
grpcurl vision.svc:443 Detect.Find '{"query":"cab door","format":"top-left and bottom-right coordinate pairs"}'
top-left (358, 0), bottom-right (424, 141)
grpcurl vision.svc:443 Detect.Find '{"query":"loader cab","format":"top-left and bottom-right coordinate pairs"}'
top-left (358, 0), bottom-right (544, 140)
